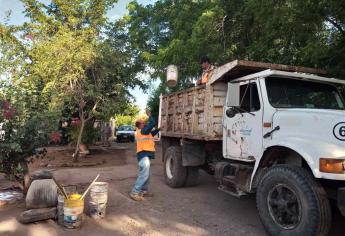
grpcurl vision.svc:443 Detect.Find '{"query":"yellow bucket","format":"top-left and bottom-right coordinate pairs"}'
top-left (65, 194), bottom-right (84, 207)
top-left (64, 194), bottom-right (84, 229)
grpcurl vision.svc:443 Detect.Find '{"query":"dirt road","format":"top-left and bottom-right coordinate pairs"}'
top-left (0, 142), bottom-right (344, 236)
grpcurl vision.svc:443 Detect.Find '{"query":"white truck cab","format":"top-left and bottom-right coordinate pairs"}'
top-left (224, 69), bottom-right (345, 180)
top-left (160, 61), bottom-right (345, 236)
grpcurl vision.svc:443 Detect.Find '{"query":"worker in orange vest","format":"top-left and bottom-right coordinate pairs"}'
top-left (196, 56), bottom-right (216, 85)
top-left (129, 108), bottom-right (160, 201)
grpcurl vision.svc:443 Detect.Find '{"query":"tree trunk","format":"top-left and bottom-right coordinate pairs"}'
top-left (72, 119), bottom-right (85, 162)
top-left (72, 99), bottom-right (97, 162)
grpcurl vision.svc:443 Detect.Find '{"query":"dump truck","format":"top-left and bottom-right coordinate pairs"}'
top-left (159, 60), bottom-right (345, 236)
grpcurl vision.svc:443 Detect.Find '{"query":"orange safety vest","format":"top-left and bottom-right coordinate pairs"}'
top-left (200, 65), bottom-right (215, 84)
top-left (201, 72), bottom-right (209, 84)
top-left (135, 129), bottom-right (155, 153)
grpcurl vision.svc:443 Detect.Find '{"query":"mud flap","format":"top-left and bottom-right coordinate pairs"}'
top-left (182, 140), bottom-right (206, 166)
top-left (337, 187), bottom-right (345, 217)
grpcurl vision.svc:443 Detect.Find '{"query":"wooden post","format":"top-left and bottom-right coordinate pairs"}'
top-left (191, 87), bottom-right (196, 135)
top-left (157, 94), bottom-right (163, 141)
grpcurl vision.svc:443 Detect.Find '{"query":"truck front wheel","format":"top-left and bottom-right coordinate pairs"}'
top-left (256, 165), bottom-right (331, 236)
top-left (164, 146), bottom-right (187, 188)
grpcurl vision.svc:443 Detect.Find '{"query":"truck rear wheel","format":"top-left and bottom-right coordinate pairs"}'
top-left (256, 165), bottom-right (331, 236)
top-left (164, 146), bottom-right (187, 188)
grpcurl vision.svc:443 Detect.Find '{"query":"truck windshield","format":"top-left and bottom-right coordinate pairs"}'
top-left (265, 77), bottom-right (345, 110)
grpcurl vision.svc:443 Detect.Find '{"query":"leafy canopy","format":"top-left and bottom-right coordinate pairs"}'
top-left (122, 0), bottom-right (345, 114)
top-left (0, 0), bottom-right (145, 163)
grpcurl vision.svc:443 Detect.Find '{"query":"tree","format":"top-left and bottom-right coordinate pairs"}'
top-left (122, 0), bottom-right (345, 111)
top-left (1, 0), bottom-right (145, 162)
top-left (146, 84), bottom-right (167, 119)
top-left (115, 104), bottom-right (140, 127)
top-left (115, 115), bottom-right (135, 127)
top-left (24, 0), bottom-right (119, 161)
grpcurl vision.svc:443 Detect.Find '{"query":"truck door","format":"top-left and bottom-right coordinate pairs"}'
top-left (223, 81), bottom-right (263, 161)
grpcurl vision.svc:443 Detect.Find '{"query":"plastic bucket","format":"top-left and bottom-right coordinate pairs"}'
top-left (88, 182), bottom-right (108, 219)
top-left (64, 194), bottom-right (84, 229)
top-left (166, 65), bottom-right (178, 87)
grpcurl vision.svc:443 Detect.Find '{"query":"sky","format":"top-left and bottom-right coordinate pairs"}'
top-left (0, 0), bottom-right (158, 112)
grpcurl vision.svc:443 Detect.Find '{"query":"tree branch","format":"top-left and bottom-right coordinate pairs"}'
top-left (326, 16), bottom-right (344, 33)
top-left (85, 100), bottom-right (99, 122)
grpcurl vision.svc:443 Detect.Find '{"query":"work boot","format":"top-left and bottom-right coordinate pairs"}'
top-left (140, 191), bottom-right (154, 197)
top-left (129, 192), bottom-right (145, 201)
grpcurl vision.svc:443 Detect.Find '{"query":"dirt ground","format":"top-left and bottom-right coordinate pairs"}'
top-left (0, 142), bottom-right (344, 236)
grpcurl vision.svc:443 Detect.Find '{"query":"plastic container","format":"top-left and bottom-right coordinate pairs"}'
top-left (88, 182), bottom-right (108, 219)
top-left (166, 65), bottom-right (178, 87)
top-left (64, 194), bottom-right (84, 229)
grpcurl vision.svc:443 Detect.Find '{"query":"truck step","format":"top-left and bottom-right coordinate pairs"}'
top-left (218, 184), bottom-right (246, 198)
top-left (215, 162), bottom-right (254, 197)
top-left (219, 175), bottom-right (247, 198)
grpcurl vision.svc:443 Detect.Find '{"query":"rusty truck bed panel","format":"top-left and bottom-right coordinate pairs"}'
top-left (160, 83), bottom-right (226, 141)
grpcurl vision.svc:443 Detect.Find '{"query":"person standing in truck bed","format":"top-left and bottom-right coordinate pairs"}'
top-left (196, 56), bottom-right (216, 85)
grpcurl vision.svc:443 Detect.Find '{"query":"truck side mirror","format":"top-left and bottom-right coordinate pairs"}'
top-left (227, 82), bottom-right (240, 107)
top-left (226, 108), bottom-right (237, 118)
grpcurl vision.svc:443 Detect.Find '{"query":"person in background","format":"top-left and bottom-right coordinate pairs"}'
top-left (196, 56), bottom-right (216, 85)
top-left (129, 108), bottom-right (160, 201)
top-left (102, 123), bottom-right (112, 147)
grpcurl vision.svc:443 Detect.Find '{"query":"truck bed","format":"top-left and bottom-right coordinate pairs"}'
top-left (160, 83), bottom-right (226, 140)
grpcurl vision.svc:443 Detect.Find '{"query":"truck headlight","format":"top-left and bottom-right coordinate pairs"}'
top-left (319, 158), bottom-right (345, 174)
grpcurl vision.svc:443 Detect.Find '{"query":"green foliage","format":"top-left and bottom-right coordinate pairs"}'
top-left (115, 115), bottom-right (135, 127)
top-left (0, 77), bottom-right (59, 178)
top-left (115, 104), bottom-right (140, 126)
top-left (121, 104), bottom-right (140, 117)
top-left (1, 0), bottom-right (146, 161)
top-left (122, 0), bottom-right (345, 110)
top-left (146, 84), bottom-right (168, 119)
top-left (0, 99), bottom-right (48, 180)
top-left (69, 121), bottom-right (99, 145)
top-left (125, 0), bottom-right (345, 79)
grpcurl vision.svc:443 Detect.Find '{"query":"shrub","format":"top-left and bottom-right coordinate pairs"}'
top-left (69, 118), bottom-right (99, 145)
top-left (0, 100), bottom-right (47, 180)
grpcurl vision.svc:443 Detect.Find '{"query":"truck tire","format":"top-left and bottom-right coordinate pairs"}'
top-left (164, 146), bottom-right (187, 188)
top-left (256, 165), bottom-right (331, 236)
top-left (185, 167), bottom-right (199, 187)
